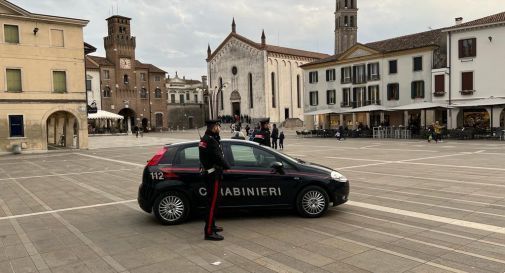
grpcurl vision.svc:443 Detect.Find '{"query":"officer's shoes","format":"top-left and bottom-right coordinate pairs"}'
top-left (205, 232), bottom-right (224, 241)
top-left (213, 226), bottom-right (223, 232)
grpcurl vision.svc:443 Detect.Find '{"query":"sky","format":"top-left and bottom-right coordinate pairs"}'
top-left (10, 0), bottom-right (505, 80)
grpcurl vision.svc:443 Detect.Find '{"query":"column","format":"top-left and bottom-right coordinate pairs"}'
top-left (65, 116), bottom-right (75, 148)
top-left (403, 111), bottom-right (409, 127)
top-left (380, 112), bottom-right (385, 124)
top-left (421, 110), bottom-right (426, 129)
top-left (339, 114), bottom-right (344, 127)
top-left (352, 113), bottom-right (357, 129)
top-left (366, 112), bottom-right (371, 127)
top-left (492, 107), bottom-right (503, 128)
top-left (127, 117), bottom-right (132, 135)
top-left (448, 108), bottom-right (459, 129)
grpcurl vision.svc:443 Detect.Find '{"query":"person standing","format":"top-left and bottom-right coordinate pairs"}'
top-left (134, 125), bottom-right (139, 138)
top-left (245, 124), bottom-right (250, 136)
top-left (279, 131), bottom-right (285, 150)
top-left (271, 124), bottom-right (279, 149)
top-left (199, 120), bottom-right (230, 241)
top-left (434, 121), bottom-right (444, 143)
top-left (252, 118), bottom-right (271, 147)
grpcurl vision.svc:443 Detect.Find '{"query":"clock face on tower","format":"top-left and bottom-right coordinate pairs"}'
top-left (119, 58), bottom-right (131, 69)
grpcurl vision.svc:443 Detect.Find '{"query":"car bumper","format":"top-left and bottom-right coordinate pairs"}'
top-left (138, 185), bottom-right (153, 213)
top-left (331, 181), bottom-right (349, 206)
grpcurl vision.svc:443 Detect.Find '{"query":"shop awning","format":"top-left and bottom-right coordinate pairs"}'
top-left (452, 97), bottom-right (505, 107)
top-left (88, 110), bottom-right (124, 120)
top-left (391, 102), bottom-right (452, 111)
top-left (304, 109), bottom-right (340, 115)
top-left (342, 105), bottom-right (390, 113)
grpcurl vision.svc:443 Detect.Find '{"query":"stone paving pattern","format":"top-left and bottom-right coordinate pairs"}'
top-left (0, 131), bottom-right (504, 272)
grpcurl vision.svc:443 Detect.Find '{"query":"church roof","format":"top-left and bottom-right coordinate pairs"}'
top-left (208, 32), bottom-right (329, 61)
top-left (444, 11), bottom-right (505, 31)
top-left (85, 55), bottom-right (165, 73)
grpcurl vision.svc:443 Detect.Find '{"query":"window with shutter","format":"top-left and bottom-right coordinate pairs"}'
top-left (53, 71), bottom-right (67, 93)
top-left (434, 75), bottom-right (445, 95)
top-left (411, 81), bottom-right (424, 99)
top-left (4, 25), bottom-right (19, 44)
top-left (389, 60), bottom-right (397, 74)
top-left (413, 57), bottom-right (423, 71)
top-left (461, 72), bottom-right (474, 92)
top-left (387, 83), bottom-right (399, 101)
top-left (6, 69), bottom-right (22, 92)
top-left (327, 90), bottom-right (336, 105)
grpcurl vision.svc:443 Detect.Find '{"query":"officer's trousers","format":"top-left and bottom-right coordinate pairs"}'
top-left (204, 171), bottom-right (222, 235)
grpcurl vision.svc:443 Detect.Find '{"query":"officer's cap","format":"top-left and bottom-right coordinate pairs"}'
top-left (205, 120), bottom-right (221, 128)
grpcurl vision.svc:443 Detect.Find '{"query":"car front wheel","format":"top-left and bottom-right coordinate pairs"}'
top-left (153, 191), bottom-right (190, 225)
top-left (296, 186), bottom-right (329, 218)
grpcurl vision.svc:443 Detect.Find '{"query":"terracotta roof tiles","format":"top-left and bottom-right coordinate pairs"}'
top-left (445, 11), bottom-right (505, 30)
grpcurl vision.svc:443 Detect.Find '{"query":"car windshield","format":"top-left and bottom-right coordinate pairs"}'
top-left (261, 145), bottom-right (304, 164)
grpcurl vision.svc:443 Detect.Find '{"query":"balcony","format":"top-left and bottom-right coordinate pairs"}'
top-left (341, 101), bottom-right (355, 108)
top-left (365, 100), bottom-right (381, 106)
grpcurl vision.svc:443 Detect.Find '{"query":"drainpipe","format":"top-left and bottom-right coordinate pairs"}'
top-left (448, 31), bottom-right (452, 105)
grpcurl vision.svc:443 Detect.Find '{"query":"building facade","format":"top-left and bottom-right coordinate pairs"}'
top-left (207, 20), bottom-right (329, 123)
top-left (433, 13), bottom-right (505, 129)
top-left (0, 0), bottom-right (90, 153)
top-left (302, 31), bottom-right (446, 129)
top-left (85, 15), bottom-right (168, 133)
top-left (165, 73), bottom-right (209, 130)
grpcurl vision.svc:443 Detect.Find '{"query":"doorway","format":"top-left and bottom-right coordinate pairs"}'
top-left (188, 116), bottom-right (194, 129)
top-left (284, 108), bottom-right (290, 120)
top-left (232, 102), bottom-right (241, 117)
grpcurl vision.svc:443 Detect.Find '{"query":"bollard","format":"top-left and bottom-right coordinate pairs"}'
top-left (12, 144), bottom-right (21, 154)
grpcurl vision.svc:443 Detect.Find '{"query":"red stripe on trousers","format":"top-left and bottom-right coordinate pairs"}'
top-left (207, 178), bottom-right (219, 235)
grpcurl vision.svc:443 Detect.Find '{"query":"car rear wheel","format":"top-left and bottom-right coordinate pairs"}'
top-left (296, 186), bottom-right (329, 218)
top-left (153, 191), bottom-right (190, 225)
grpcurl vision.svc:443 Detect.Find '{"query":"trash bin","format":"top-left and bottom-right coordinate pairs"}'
top-left (12, 144), bottom-right (21, 154)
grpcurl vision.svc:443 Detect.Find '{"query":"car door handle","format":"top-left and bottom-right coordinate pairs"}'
top-left (294, 177), bottom-right (301, 180)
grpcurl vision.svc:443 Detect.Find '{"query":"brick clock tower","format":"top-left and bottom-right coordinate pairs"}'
top-left (335, 0), bottom-right (358, 55)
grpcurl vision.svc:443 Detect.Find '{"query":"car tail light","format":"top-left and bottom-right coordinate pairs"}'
top-left (147, 147), bottom-right (168, 167)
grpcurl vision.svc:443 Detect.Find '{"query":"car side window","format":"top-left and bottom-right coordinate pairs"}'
top-left (230, 145), bottom-right (277, 168)
top-left (174, 146), bottom-right (200, 166)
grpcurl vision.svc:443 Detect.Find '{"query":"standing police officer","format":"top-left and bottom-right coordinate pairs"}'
top-left (199, 120), bottom-right (230, 241)
top-left (252, 118), bottom-right (271, 147)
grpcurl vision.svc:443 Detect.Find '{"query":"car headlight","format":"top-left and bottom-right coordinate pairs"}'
top-left (331, 171), bottom-right (348, 182)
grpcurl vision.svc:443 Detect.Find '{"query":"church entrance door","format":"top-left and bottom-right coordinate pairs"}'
top-left (232, 102), bottom-right (241, 117)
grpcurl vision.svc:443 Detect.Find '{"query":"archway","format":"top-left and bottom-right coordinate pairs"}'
top-left (118, 108), bottom-right (136, 134)
top-left (230, 90), bottom-right (241, 117)
top-left (46, 111), bottom-right (80, 149)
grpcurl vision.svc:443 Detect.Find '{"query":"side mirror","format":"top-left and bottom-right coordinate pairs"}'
top-left (270, 162), bottom-right (284, 174)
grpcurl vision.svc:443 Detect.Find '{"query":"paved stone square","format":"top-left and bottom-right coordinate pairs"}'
top-left (0, 131), bottom-right (504, 273)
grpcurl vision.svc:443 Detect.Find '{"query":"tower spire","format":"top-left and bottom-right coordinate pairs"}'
top-left (261, 30), bottom-right (266, 47)
top-left (232, 17), bottom-right (236, 33)
top-left (207, 43), bottom-right (211, 59)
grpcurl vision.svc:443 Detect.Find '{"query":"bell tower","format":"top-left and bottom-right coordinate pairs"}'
top-left (104, 15), bottom-right (136, 68)
top-left (335, 0), bottom-right (358, 55)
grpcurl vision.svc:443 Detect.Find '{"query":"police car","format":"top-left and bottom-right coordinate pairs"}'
top-left (138, 140), bottom-right (349, 225)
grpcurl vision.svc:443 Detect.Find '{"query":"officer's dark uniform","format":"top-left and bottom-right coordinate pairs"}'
top-left (252, 118), bottom-right (271, 147)
top-left (199, 120), bottom-right (230, 241)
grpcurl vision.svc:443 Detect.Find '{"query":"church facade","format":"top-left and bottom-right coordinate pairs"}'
top-left (206, 20), bottom-right (329, 123)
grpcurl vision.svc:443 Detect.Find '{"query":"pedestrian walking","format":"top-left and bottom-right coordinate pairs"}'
top-left (134, 125), bottom-right (139, 138)
top-left (434, 121), bottom-right (444, 143)
top-left (199, 120), bottom-right (230, 241)
top-left (271, 124), bottom-right (279, 149)
top-left (252, 118), bottom-right (271, 147)
top-left (279, 131), bottom-right (285, 150)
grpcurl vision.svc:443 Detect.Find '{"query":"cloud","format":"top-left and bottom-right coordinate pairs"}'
top-left (9, 0), bottom-right (505, 79)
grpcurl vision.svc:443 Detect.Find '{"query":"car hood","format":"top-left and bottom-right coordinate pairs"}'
top-left (297, 161), bottom-right (334, 175)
